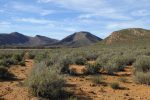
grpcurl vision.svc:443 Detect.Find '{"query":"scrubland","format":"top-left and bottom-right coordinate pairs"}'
top-left (0, 43), bottom-right (150, 100)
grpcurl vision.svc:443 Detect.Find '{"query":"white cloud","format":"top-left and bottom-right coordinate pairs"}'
top-left (38, 0), bottom-right (53, 3)
top-left (12, 2), bottom-right (54, 16)
top-left (131, 10), bottom-right (150, 16)
top-left (16, 18), bottom-right (51, 24)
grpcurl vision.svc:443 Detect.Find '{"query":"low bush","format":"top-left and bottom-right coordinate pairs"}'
top-left (118, 77), bottom-right (128, 83)
top-left (133, 56), bottom-right (150, 72)
top-left (73, 56), bottom-right (87, 65)
top-left (110, 82), bottom-right (120, 89)
top-left (92, 75), bottom-right (104, 84)
top-left (26, 62), bottom-right (66, 99)
top-left (28, 53), bottom-right (35, 59)
top-left (134, 71), bottom-right (150, 85)
top-left (19, 61), bottom-right (26, 66)
top-left (12, 54), bottom-right (23, 62)
top-left (0, 58), bottom-right (16, 67)
top-left (85, 53), bottom-right (98, 61)
top-left (67, 97), bottom-right (78, 100)
top-left (0, 66), bottom-right (15, 79)
top-left (86, 63), bottom-right (101, 74)
top-left (60, 57), bottom-right (73, 74)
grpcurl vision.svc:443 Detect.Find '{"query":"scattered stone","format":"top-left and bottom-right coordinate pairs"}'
top-left (124, 93), bottom-right (129, 96)
top-left (89, 91), bottom-right (96, 94)
top-left (90, 84), bottom-right (96, 87)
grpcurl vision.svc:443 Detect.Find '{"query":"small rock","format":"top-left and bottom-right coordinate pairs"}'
top-left (124, 93), bottom-right (129, 96)
top-left (89, 91), bottom-right (96, 94)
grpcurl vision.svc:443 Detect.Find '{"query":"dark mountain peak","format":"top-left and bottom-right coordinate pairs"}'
top-left (0, 32), bottom-right (58, 46)
top-left (74, 31), bottom-right (90, 35)
top-left (57, 31), bottom-right (102, 47)
top-left (10, 32), bottom-right (23, 36)
top-left (35, 35), bottom-right (43, 38)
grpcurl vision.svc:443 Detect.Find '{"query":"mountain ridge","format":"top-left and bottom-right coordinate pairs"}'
top-left (104, 28), bottom-right (150, 44)
top-left (0, 32), bottom-right (58, 46)
top-left (55, 31), bottom-right (102, 47)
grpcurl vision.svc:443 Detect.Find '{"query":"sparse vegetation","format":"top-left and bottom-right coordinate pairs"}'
top-left (110, 82), bottom-right (120, 89)
top-left (0, 66), bottom-right (15, 79)
top-left (86, 63), bottom-right (101, 74)
top-left (92, 75), bottom-right (104, 84)
top-left (118, 77), bottom-right (128, 83)
top-left (133, 56), bottom-right (150, 72)
top-left (134, 72), bottom-right (150, 85)
top-left (73, 56), bottom-right (87, 65)
top-left (25, 62), bottom-right (66, 99)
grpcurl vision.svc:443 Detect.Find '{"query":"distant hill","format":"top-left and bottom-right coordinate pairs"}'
top-left (55, 31), bottom-right (102, 47)
top-left (0, 32), bottom-right (58, 46)
top-left (105, 28), bottom-right (150, 44)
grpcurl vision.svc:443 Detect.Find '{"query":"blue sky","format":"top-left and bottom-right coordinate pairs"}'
top-left (0, 0), bottom-right (149, 39)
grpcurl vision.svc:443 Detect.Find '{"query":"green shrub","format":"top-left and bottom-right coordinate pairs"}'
top-left (133, 56), bottom-right (150, 72)
top-left (26, 62), bottom-right (66, 99)
top-left (73, 56), bottom-right (87, 65)
top-left (110, 82), bottom-right (120, 89)
top-left (60, 57), bottom-right (73, 74)
top-left (134, 71), bottom-right (150, 85)
top-left (35, 52), bottom-right (48, 62)
top-left (86, 63), bottom-right (101, 74)
top-left (92, 75), bottom-right (104, 84)
top-left (28, 53), bottom-right (35, 59)
top-left (0, 58), bottom-right (16, 67)
top-left (118, 77), bottom-right (128, 83)
top-left (19, 61), bottom-right (26, 66)
top-left (12, 54), bottom-right (23, 62)
top-left (67, 97), bottom-right (78, 100)
top-left (0, 66), bottom-right (15, 79)
top-left (85, 53), bottom-right (98, 61)
top-left (96, 56), bottom-right (110, 67)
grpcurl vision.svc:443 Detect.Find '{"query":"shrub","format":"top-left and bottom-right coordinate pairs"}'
top-left (0, 58), bottom-right (16, 67)
top-left (134, 71), bottom-right (150, 85)
top-left (92, 75), bottom-right (104, 84)
top-left (12, 54), bottom-right (23, 62)
top-left (60, 57), bottom-right (73, 74)
top-left (118, 77), bottom-right (128, 83)
top-left (19, 61), bottom-right (26, 66)
top-left (96, 56), bottom-right (110, 67)
top-left (67, 97), bottom-right (77, 100)
top-left (86, 63), bottom-right (101, 74)
top-left (26, 62), bottom-right (66, 99)
top-left (85, 53), bottom-right (98, 61)
top-left (73, 57), bottom-right (87, 65)
top-left (35, 52), bottom-right (48, 62)
top-left (110, 82), bottom-right (120, 89)
top-left (0, 66), bottom-right (15, 79)
top-left (133, 56), bottom-right (150, 72)
top-left (28, 53), bottom-right (35, 59)
top-left (122, 55), bottom-right (136, 66)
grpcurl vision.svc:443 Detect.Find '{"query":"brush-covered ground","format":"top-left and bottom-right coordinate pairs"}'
top-left (0, 43), bottom-right (150, 100)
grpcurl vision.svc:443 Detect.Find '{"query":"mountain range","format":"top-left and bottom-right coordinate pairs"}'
top-left (0, 28), bottom-right (149, 47)
top-left (0, 32), bottom-right (58, 46)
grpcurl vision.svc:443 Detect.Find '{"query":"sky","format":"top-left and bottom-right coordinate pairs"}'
top-left (0, 0), bottom-right (150, 39)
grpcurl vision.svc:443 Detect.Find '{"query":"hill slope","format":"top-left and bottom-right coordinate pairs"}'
top-left (56, 31), bottom-right (102, 47)
top-left (0, 32), bottom-right (58, 46)
top-left (105, 28), bottom-right (150, 44)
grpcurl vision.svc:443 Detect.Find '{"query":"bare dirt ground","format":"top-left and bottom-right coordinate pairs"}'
top-left (66, 66), bottom-right (150, 100)
top-left (1, 60), bottom-right (150, 100)
top-left (0, 59), bottom-right (37, 100)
